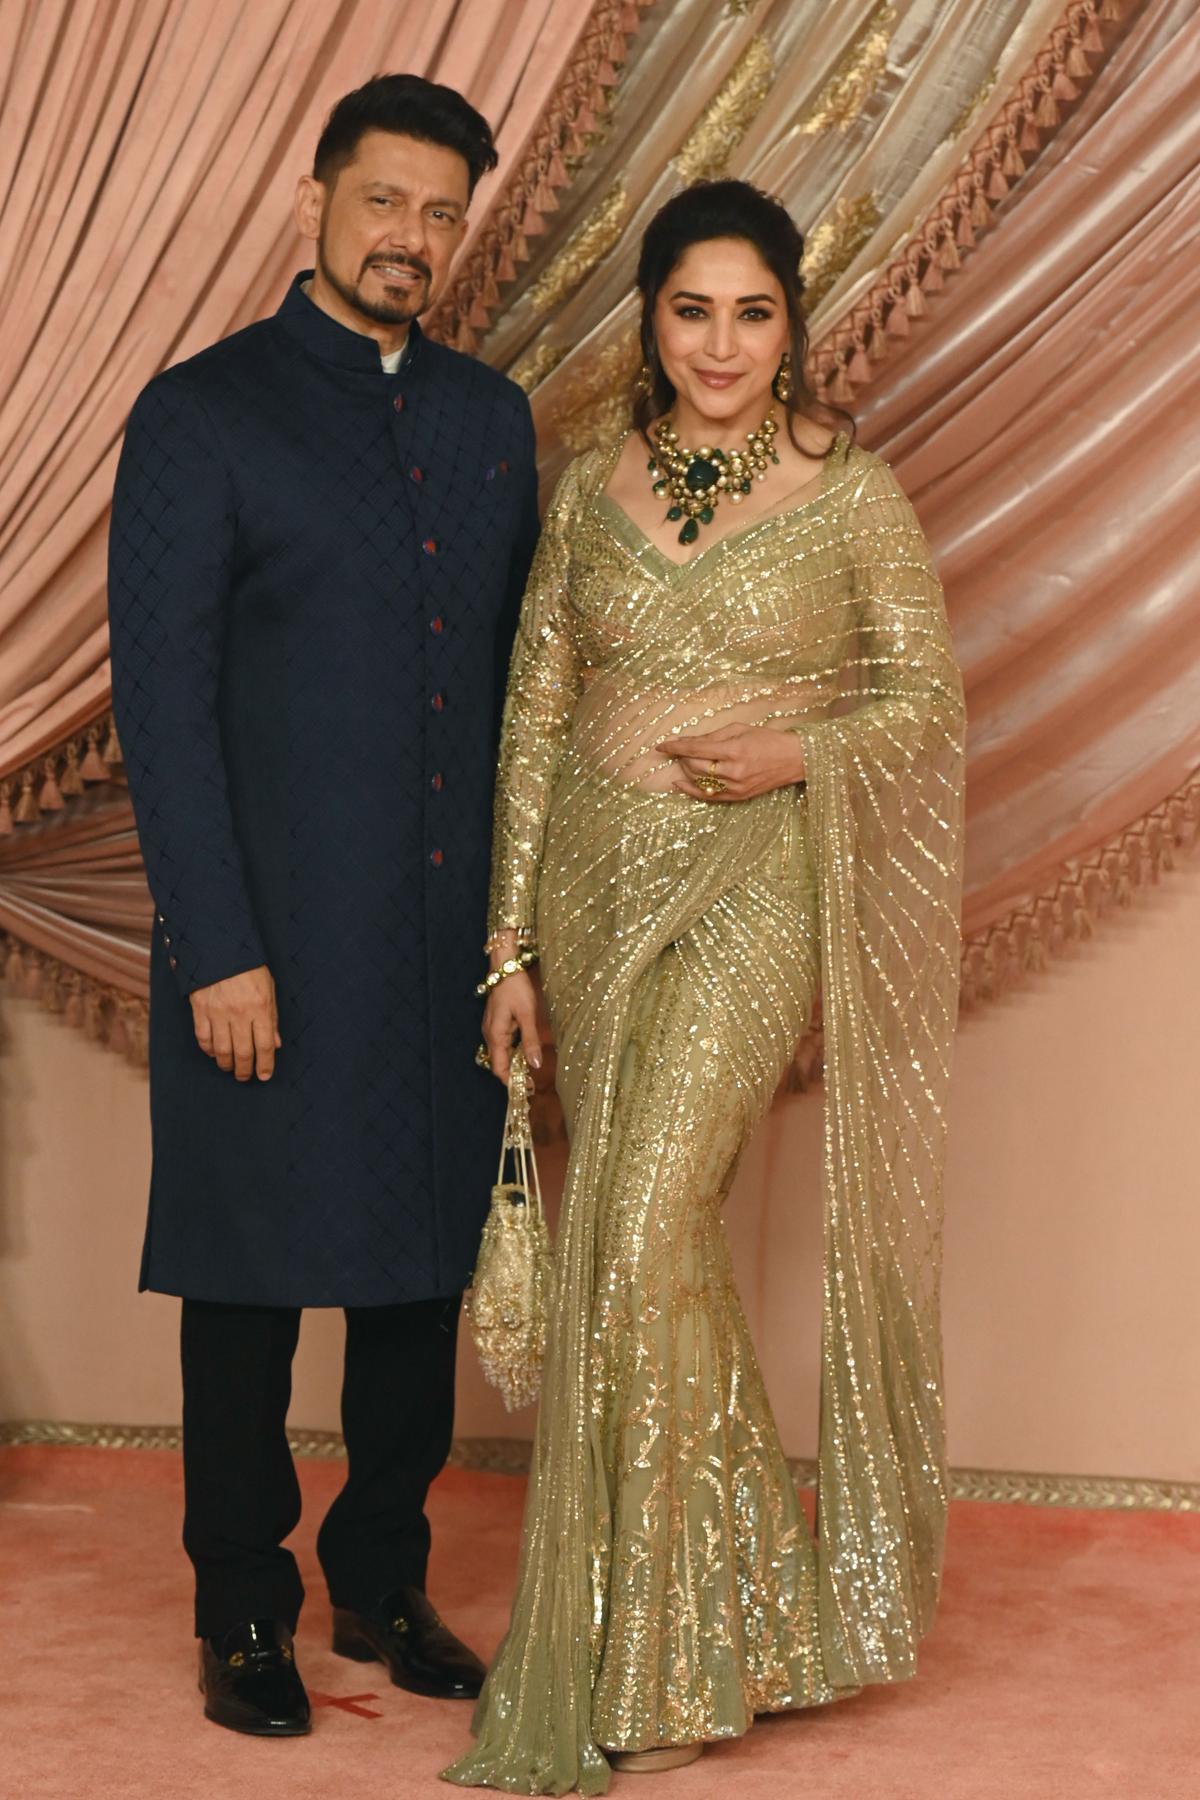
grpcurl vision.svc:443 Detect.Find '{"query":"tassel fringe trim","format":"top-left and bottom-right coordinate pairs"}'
top-left (959, 768), bottom-right (1200, 1009)
top-left (812, 0), bottom-right (1131, 403)
top-left (0, 711), bottom-right (124, 835)
top-left (427, 0), bottom-right (656, 355)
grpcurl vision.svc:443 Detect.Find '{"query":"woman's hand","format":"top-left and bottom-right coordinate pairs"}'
top-left (657, 723), bottom-right (806, 802)
top-left (482, 930), bottom-right (542, 1084)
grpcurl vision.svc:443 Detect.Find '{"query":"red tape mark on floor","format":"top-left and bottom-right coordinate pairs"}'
top-left (309, 1690), bottom-right (383, 1719)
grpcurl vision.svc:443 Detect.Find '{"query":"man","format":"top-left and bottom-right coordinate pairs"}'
top-left (107, 74), bottom-right (539, 1736)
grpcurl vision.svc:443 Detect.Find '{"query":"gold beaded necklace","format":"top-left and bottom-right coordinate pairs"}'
top-left (648, 412), bottom-right (780, 545)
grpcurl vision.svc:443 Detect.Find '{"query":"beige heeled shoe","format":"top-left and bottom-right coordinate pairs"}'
top-left (606, 1743), bottom-right (703, 1773)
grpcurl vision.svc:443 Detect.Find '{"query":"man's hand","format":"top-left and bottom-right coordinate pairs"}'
top-left (189, 965), bottom-right (281, 1082)
top-left (657, 723), bottom-right (807, 802)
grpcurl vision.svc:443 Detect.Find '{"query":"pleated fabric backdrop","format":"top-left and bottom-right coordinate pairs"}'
top-left (1, 0), bottom-right (1197, 1059)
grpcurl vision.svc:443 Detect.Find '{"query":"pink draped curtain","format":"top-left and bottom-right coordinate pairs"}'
top-left (1, 0), bottom-right (1197, 1045)
top-left (0, 0), bottom-right (611, 772)
top-left (858, 1), bottom-right (1200, 939)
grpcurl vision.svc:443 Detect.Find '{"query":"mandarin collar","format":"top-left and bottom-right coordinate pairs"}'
top-left (276, 271), bottom-right (425, 373)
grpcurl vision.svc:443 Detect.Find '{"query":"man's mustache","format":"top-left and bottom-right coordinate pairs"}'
top-left (363, 255), bottom-right (431, 282)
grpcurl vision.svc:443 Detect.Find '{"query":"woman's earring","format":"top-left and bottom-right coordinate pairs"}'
top-left (635, 362), bottom-right (653, 396)
top-left (773, 352), bottom-right (793, 403)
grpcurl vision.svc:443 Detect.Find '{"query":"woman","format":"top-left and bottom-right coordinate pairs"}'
top-left (445, 180), bottom-right (965, 1794)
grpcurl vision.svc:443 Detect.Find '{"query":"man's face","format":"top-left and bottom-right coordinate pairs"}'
top-left (297, 130), bottom-right (470, 329)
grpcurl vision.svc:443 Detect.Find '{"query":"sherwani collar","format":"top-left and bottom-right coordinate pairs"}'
top-left (277, 271), bottom-right (425, 374)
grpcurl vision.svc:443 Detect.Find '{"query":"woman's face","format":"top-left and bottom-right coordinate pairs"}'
top-left (651, 236), bottom-right (790, 430)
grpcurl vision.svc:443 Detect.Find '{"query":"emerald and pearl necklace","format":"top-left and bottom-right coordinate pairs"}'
top-left (648, 412), bottom-right (781, 545)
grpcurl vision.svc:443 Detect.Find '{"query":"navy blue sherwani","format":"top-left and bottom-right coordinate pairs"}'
top-left (108, 275), bottom-right (537, 1309)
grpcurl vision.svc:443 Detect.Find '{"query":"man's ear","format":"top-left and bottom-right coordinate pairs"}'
top-left (294, 174), bottom-right (325, 244)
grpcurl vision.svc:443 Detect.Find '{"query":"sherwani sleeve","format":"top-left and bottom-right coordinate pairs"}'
top-left (108, 374), bottom-right (268, 996)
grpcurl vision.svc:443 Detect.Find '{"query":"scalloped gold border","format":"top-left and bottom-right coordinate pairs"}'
top-left (2, 1420), bottom-right (1194, 1513)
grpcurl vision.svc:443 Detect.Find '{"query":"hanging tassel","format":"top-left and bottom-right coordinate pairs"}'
top-left (1052, 69), bottom-right (1080, 102)
top-left (1036, 89), bottom-right (1060, 129)
top-left (573, 102), bottom-right (596, 138)
top-left (987, 166), bottom-right (1010, 201)
top-left (0, 782), bottom-right (12, 834)
top-left (1002, 141), bottom-right (1026, 179)
top-left (594, 59), bottom-right (618, 89)
top-left (101, 718), bottom-right (122, 766)
top-left (1099, 0), bottom-right (1122, 22)
top-left (1082, 18), bottom-right (1105, 53)
top-left (532, 176), bottom-right (560, 214)
top-left (59, 742), bottom-right (84, 797)
top-left (938, 231), bottom-right (961, 271)
top-left (1066, 44), bottom-right (1091, 79)
top-left (866, 314), bottom-right (889, 360)
top-left (885, 297), bottom-right (910, 337)
top-left (468, 295), bottom-right (491, 330)
top-left (4, 941), bottom-right (24, 987)
top-left (496, 243), bottom-right (518, 283)
top-left (23, 954), bottom-right (44, 1001)
top-left (511, 229), bottom-right (530, 264)
top-left (904, 279), bottom-right (927, 318)
top-left (955, 208), bottom-right (976, 249)
top-left (43, 964), bottom-right (64, 1014)
top-left (109, 1006), bottom-right (130, 1055)
top-left (1019, 114), bottom-right (1041, 153)
top-left (971, 187), bottom-right (992, 229)
top-left (546, 146), bottom-right (569, 188)
top-left (848, 343), bottom-right (872, 384)
top-left (620, 2), bottom-right (639, 28)
top-left (39, 757), bottom-right (65, 811)
top-left (520, 202), bottom-right (547, 239)
top-left (829, 362), bottom-right (854, 403)
top-left (456, 321), bottom-right (477, 355)
top-left (80, 728), bottom-right (108, 781)
top-left (921, 256), bottom-right (944, 293)
top-left (14, 771), bottom-right (40, 823)
top-left (64, 976), bottom-right (84, 1029)
top-left (83, 991), bottom-right (105, 1040)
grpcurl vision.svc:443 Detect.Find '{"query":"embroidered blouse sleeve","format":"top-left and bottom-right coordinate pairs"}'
top-left (487, 463), bottom-right (585, 942)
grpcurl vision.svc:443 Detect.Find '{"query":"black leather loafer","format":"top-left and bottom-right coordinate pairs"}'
top-left (331, 1586), bottom-right (485, 1699)
top-left (200, 1618), bottom-right (311, 1735)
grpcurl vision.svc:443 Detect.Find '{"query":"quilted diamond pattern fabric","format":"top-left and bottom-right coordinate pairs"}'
top-left (107, 277), bottom-right (537, 1306)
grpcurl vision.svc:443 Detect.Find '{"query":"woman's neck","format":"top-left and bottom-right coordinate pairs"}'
top-left (668, 389), bottom-right (777, 449)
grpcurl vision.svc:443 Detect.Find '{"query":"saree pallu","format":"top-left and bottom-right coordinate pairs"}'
top-left (445, 436), bottom-right (966, 1794)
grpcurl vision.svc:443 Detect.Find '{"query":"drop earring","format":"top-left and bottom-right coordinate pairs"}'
top-left (772, 352), bottom-right (793, 403)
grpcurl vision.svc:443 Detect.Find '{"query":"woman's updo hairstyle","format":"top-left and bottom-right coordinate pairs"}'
top-left (632, 178), bottom-right (852, 455)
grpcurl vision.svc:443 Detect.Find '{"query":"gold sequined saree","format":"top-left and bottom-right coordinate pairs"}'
top-left (444, 435), bottom-right (965, 1795)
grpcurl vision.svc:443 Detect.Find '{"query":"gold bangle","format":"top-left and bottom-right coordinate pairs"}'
top-left (475, 949), bottom-right (538, 997)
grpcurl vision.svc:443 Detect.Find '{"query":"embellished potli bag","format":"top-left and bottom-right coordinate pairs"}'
top-left (464, 1048), bottom-right (554, 1411)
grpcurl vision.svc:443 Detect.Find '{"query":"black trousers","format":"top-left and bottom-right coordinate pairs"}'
top-left (180, 1293), bottom-right (461, 1640)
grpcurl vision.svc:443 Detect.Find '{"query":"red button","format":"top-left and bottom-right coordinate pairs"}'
top-left (498, 458), bottom-right (509, 473)
top-left (430, 848), bottom-right (444, 867)
top-left (430, 773), bottom-right (444, 792)
top-left (431, 692), bottom-right (445, 712)
top-left (429, 616), bottom-right (443, 634)
top-left (393, 393), bottom-right (405, 412)
top-left (410, 465), bottom-right (423, 482)
top-left (422, 537), bottom-right (437, 555)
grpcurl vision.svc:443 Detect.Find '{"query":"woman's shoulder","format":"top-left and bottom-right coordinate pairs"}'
top-left (545, 437), bottom-right (627, 514)
top-left (825, 435), bottom-right (910, 506)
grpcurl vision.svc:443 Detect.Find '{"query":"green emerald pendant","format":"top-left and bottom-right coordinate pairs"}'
top-left (678, 517), bottom-right (700, 545)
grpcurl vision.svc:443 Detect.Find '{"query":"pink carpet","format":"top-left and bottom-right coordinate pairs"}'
top-left (2, 1446), bottom-right (1197, 1798)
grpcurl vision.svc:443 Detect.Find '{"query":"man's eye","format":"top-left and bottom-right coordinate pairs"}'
top-left (369, 196), bottom-right (391, 207)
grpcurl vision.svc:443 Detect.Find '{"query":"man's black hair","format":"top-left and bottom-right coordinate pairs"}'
top-left (313, 72), bottom-right (498, 197)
